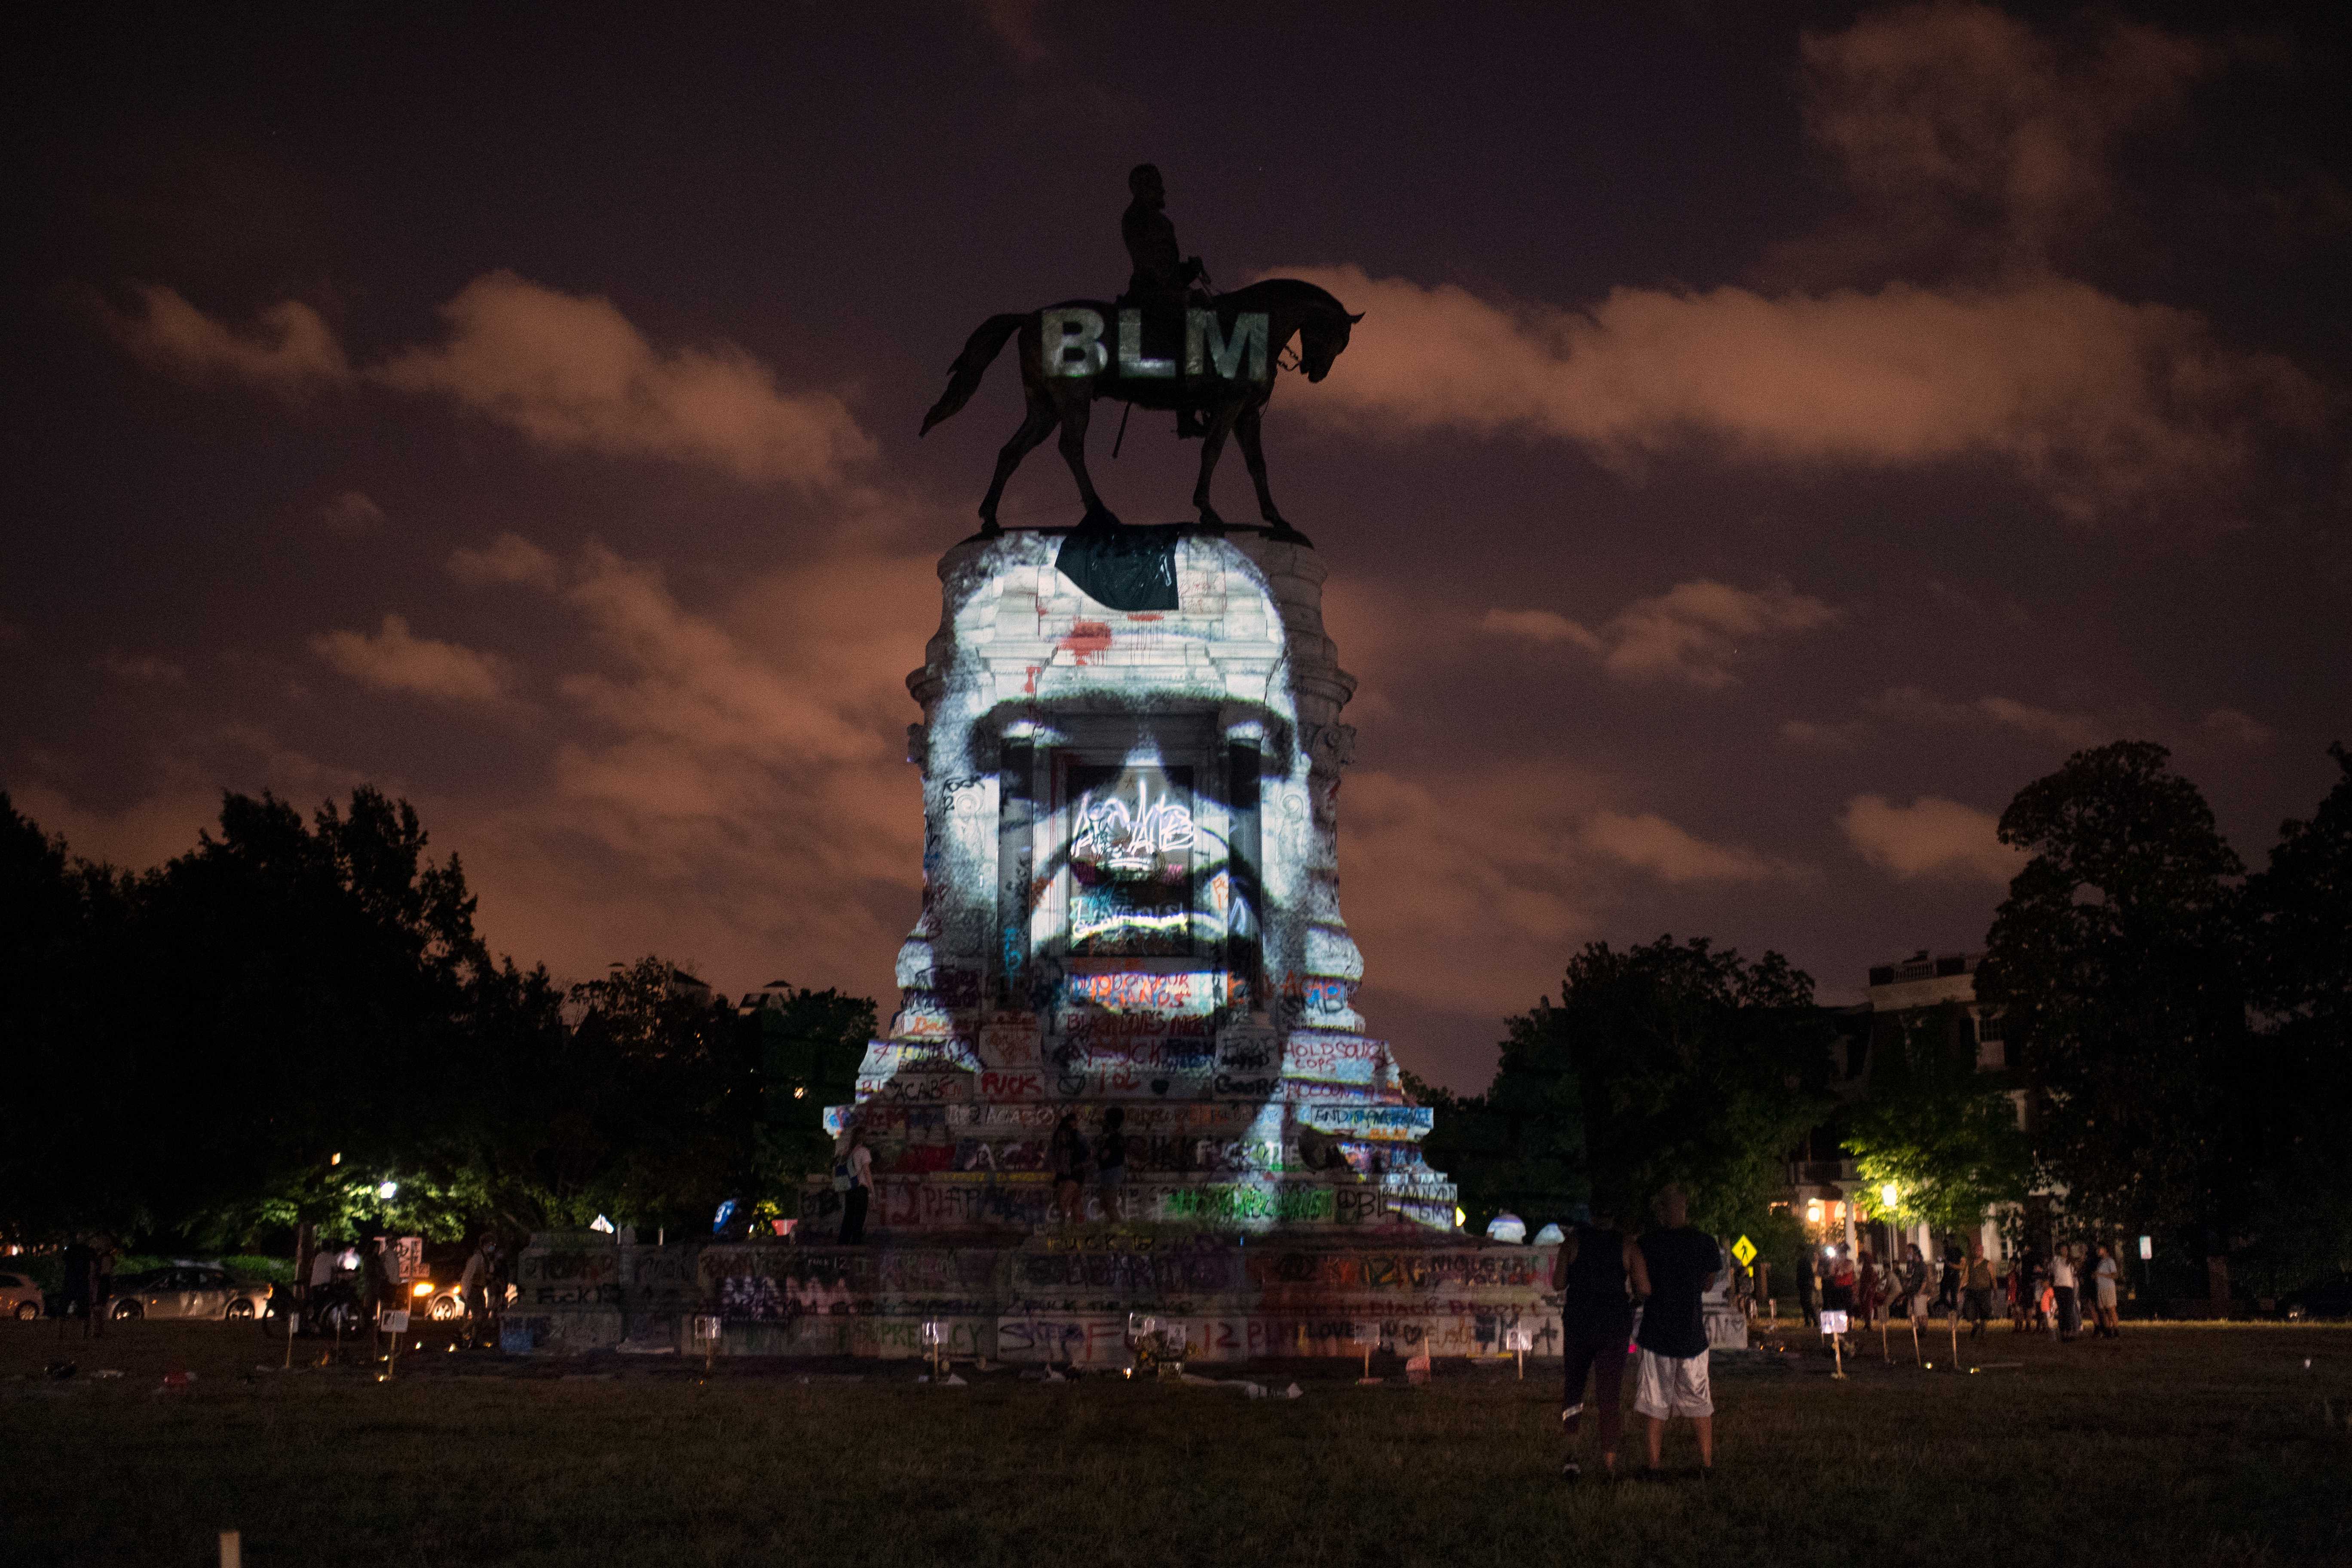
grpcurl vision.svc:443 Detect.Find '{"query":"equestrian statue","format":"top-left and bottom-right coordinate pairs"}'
top-left (919, 163), bottom-right (1361, 540)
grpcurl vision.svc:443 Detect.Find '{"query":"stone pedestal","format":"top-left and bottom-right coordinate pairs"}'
top-left (822, 526), bottom-right (1452, 1233)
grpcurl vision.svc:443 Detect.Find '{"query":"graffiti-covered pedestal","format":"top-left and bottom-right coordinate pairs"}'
top-left (824, 525), bottom-right (1452, 1234)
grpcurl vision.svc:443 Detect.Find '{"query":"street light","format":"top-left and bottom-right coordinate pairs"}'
top-left (1880, 1182), bottom-right (1899, 1210)
top-left (378, 1181), bottom-right (398, 1200)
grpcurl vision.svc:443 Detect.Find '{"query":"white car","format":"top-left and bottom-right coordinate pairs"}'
top-left (109, 1265), bottom-right (273, 1321)
top-left (0, 1271), bottom-right (43, 1320)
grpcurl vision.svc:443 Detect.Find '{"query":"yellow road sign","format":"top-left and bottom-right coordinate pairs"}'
top-left (1731, 1234), bottom-right (1758, 1268)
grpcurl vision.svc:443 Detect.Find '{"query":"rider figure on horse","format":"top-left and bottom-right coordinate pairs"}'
top-left (1118, 163), bottom-right (1210, 438)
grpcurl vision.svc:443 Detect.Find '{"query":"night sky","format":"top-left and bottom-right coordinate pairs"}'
top-left (7, 3), bottom-right (2346, 1087)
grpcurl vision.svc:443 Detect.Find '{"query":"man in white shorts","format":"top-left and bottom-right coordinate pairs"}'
top-left (1629, 1187), bottom-right (1724, 1477)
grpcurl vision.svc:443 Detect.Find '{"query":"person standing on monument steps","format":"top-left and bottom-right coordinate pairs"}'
top-left (1096, 1106), bottom-right (1129, 1223)
top-left (838, 1126), bottom-right (873, 1245)
top-left (1119, 162), bottom-right (1210, 438)
top-left (1550, 1206), bottom-right (1636, 1482)
top-left (1629, 1186), bottom-right (1724, 1479)
top-left (1049, 1113), bottom-right (1090, 1225)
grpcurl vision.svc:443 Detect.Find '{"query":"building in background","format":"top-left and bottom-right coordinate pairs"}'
top-left (1785, 951), bottom-right (2023, 1276)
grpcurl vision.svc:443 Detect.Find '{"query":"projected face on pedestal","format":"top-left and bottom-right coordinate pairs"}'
top-left (1067, 762), bottom-right (1197, 956)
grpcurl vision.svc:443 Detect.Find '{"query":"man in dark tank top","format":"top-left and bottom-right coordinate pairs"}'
top-left (1630, 1186), bottom-right (1725, 1478)
top-left (1549, 1207), bottom-right (1636, 1481)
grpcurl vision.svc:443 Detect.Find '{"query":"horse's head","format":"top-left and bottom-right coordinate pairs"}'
top-left (1297, 306), bottom-right (1363, 383)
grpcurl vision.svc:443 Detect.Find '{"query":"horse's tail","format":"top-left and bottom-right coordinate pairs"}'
top-left (920, 312), bottom-right (1027, 436)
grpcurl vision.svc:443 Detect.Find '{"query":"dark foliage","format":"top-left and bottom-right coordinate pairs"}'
top-left (1975, 740), bottom-right (2352, 1296)
top-left (1427, 935), bottom-right (1834, 1240)
top-left (0, 789), bottom-right (875, 1251)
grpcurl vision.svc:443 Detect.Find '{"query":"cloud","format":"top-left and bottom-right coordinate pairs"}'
top-left (1579, 811), bottom-right (1783, 883)
top-left (433, 539), bottom-right (936, 995)
top-left (1779, 718), bottom-right (1872, 752)
top-left (310, 614), bottom-right (514, 704)
top-left (113, 273), bottom-right (875, 491)
top-left (2199, 707), bottom-right (2271, 747)
top-left (377, 272), bottom-right (874, 489)
top-left (1478, 608), bottom-right (1601, 652)
top-left (319, 490), bottom-right (384, 533)
top-left (95, 652), bottom-right (187, 686)
top-left (1485, 579), bottom-right (1838, 689)
top-left (109, 285), bottom-right (348, 393)
top-left (1795, 3), bottom-right (2211, 273)
top-left (1340, 767), bottom-right (1606, 1015)
top-left (1841, 793), bottom-right (2023, 884)
top-left (449, 532), bottom-right (563, 591)
top-left (1281, 264), bottom-right (2321, 522)
top-left (1872, 685), bottom-right (2109, 748)
top-left (966, 0), bottom-right (1048, 62)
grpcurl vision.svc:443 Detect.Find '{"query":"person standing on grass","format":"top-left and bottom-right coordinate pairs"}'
top-left (1550, 1206), bottom-right (1636, 1482)
top-left (1856, 1246), bottom-right (1881, 1331)
top-left (1965, 1241), bottom-right (1996, 1340)
top-left (838, 1126), bottom-right (873, 1244)
top-left (1939, 1240), bottom-right (1964, 1318)
top-left (2051, 1245), bottom-right (2079, 1341)
top-left (459, 1235), bottom-right (500, 1348)
top-left (1629, 1187), bottom-right (1724, 1479)
top-left (1796, 1247), bottom-right (1819, 1328)
top-left (2092, 1244), bottom-right (2121, 1338)
top-left (1822, 1243), bottom-right (1854, 1317)
top-left (1901, 1243), bottom-right (1931, 1334)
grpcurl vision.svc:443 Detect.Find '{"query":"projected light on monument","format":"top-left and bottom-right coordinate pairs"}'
top-left (815, 527), bottom-right (1456, 1240)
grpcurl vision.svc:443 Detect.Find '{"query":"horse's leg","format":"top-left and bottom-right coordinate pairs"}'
top-left (1190, 398), bottom-right (1245, 530)
top-left (1235, 402), bottom-right (1306, 541)
top-left (980, 389), bottom-right (1059, 536)
top-left (1055, 390), bottom-right (1119, 527)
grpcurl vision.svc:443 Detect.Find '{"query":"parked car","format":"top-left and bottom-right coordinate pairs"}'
top-left (0, 1271), bottom-right (43, 1320)
top-left (2280, 1270), bottom-right (2352, 1321)
top-left (108, 1265), bottom-right (273, 1321)
top-left (413, 1275), bottom-right (465, 1322)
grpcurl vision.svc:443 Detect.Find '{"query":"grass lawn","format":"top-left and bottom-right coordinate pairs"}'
top-left (3, 1317), bottom-right (2347, 1567)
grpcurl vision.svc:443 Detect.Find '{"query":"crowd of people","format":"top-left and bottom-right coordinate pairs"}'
top-left (1791, 1235), bottom-right (2124, 1342)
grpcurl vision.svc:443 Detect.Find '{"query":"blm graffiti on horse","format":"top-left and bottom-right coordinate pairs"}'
top-left (919, 279), bottom-right (1360, 539)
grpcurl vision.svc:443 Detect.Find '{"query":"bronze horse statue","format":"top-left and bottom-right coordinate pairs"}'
top-left (919, 278), bottom-right (1360, 539)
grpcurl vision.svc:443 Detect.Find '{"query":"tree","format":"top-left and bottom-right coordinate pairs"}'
top-left (1976, 742), bottom-right (2250, 1289)
top-left (744, 984), bottom-right (876, 1219)
top-left (2238, 744), bottom-right (2352, 1294)
top-left (0, 794), bottom-right (139, 1236)
top-left (1517, 936), bottom-right (1834, 1236)
top-left (1402, 1038), bottom-right (1587, 1238)
top-left (1844, 1002), bottom-right (2031, 1237)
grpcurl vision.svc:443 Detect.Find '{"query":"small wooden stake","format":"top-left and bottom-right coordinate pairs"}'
top-left (220, 1530), bottom-right (242, 1568)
